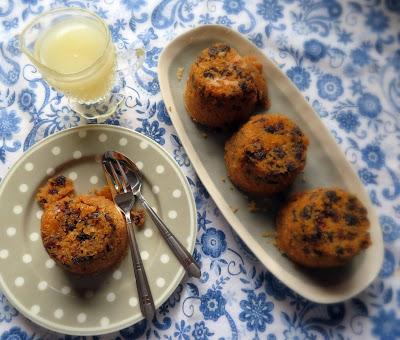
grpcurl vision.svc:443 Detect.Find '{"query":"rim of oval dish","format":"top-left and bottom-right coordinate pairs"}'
top-left (0, 124), bottom-right (197, 335)
top-left (157, 24), bottom-right (384, 304)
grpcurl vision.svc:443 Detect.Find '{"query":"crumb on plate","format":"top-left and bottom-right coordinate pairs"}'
top-left (131, 208), bottom-right (146, 227)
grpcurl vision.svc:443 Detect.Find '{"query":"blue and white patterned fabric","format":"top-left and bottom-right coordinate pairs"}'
top-left (1, 0), bottom-right (400, 339)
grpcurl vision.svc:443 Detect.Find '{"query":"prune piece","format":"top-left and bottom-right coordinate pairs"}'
top-left (236, 68), bottom-right (245, 78)
top-left (301, 205), bottom-right (313, 220)
top-left (239, 81), bottom-right (249, 92)
top-left (302, 230), bottom-right (322, 243)
top-left (325, 190), bottom-right (340, 203)
top-left (39, 198), bottom-right (47, 208)
top-left (208, 47), bottom-right (218, 57)
top-left (77, 232), bottom-right (92, 242)
top-left (246, 148), bottom-right (266, 161)
top-left (89, 212), bottom-right (100, 219)
top-left (54, 175), bottom-right (66, 187)
top-left (360, 239), bottom-right (370, 249)
top-left (344, 214), bottom-right (359, 226)
top-left (315, 227), bottom-right (323, 241)
top-left (323, 207), bottom-right (339, 221)
top-left (346, 197), bottom-right (357, 211)
top-left (44, 235), bottom-right (60, 249)
top-left (44, 240), bottom-right (56, 249)
top-left (217, 44), bottom-right (230, 53)
top-left (203, 71), bottom-right (214, 79)
top-left (335, 246), bottom-right (345, 256)
top-left (273, 146), bottom-right (286, 159)
top-left (48, 188), bottom-right (58, 195)
top-left (104, 214), bottom-right (116, 230)
top-left (265, 122), bottom-right (284, 134)
top-left (104, 214), bottom-right (112, 223)
top-left (72, 255), bottom-right (94, 264)
top-left (61, 200), bottom-right (70, 211)
top-left (220, 68), bottom-right (232, 77)
top-left (291, 127), bottom-right (303, 137)
top-left (287, 162), bottom-right (296, 172)
top-left (65, 222), bottom-right (76, 232)
top-left (293, 142), bottom-right (305, 160)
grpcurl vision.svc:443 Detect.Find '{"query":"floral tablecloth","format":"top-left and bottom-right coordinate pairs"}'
top-left (1, 0), bottom-right (400, 339)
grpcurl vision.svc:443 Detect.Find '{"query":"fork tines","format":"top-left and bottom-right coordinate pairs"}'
top-left (105, 158), bottom-right (130, 193)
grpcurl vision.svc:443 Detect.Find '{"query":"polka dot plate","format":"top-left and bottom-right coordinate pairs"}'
top-left (0, 125), bottom-right (196, 335)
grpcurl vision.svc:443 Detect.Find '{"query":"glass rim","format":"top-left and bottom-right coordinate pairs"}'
top-left (20, 7), bottom-right (112, 79)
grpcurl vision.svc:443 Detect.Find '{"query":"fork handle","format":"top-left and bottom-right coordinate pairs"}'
top-left (125, 215), bottom-right (155, 321)
top-left (140, 196), bottom-right (201, 278)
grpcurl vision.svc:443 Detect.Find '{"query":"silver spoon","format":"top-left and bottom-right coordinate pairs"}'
top-left (104, 151), bottom-right (201, 278)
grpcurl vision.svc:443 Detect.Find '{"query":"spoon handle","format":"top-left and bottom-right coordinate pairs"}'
top-left (125, 214), bottom-right (155, 321)
top-left (140, 196), bottom-right (201, 278)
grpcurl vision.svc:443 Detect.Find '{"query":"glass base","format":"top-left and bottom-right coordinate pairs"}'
top-left (68, 67), bottom-right (126, 122)
top-left (69, 41), bottom-right (145, 123)
top-left (69, 92), bottom-right (125, 123)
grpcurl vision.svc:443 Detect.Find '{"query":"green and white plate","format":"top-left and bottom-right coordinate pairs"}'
top-left (0, 125), bottom-right (197, 335)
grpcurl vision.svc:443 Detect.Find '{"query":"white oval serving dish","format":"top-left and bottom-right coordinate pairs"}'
top-left (158, 25), bottom-right (383, 303)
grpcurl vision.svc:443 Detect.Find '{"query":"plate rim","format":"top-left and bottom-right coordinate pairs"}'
top-left (157, 24), bottom-right (384, 303)
top-left (0, 124), bottom-right (197, 335)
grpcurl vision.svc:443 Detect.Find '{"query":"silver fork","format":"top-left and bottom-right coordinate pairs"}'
top-left (103, 150), bottom-right (201, 278)
top-left (102, 157), bottom-right (155, 321)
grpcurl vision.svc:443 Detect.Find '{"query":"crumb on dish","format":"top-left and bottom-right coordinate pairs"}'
top-left (176, 67), bottom-right (184, 81)
top-left (262, 231), bottom-right (275, 238)
top-left (248, 201), bottom-right (259, 212)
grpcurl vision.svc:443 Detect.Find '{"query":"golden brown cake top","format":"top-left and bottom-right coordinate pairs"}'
top-left (287, 188), bottom-right (369, 244)
top-left (276, 188), bottom-right (371, 267)
top-left (241, 114), bottom-right (309, 179)
top-left (191, 43), bottom-right (266, 99)
top-left (41, 195), bottom-right (125, 268)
